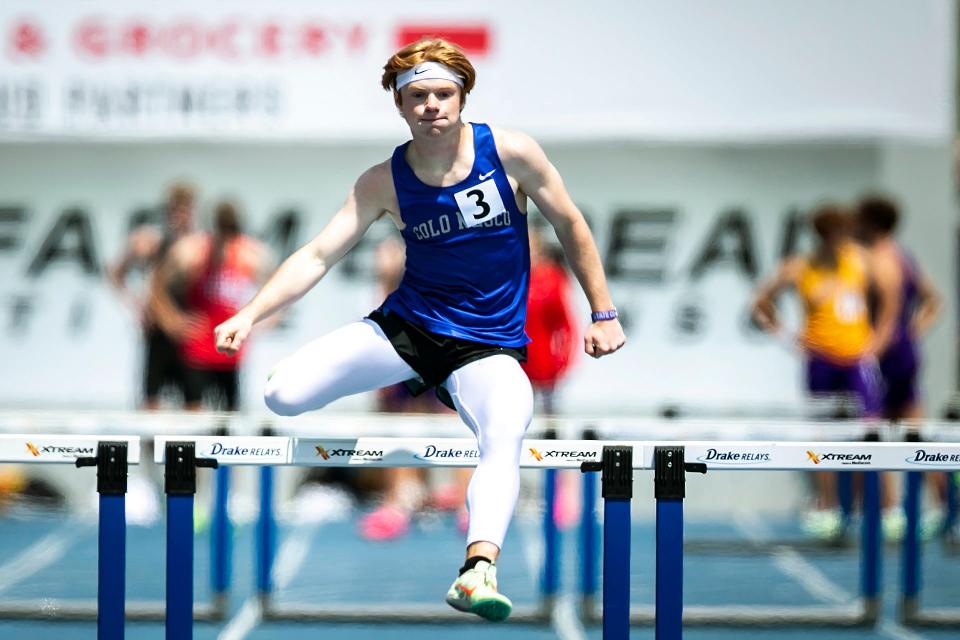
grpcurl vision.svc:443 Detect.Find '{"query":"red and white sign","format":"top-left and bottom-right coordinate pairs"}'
top-left (0, 0), bottom-right (951, 141)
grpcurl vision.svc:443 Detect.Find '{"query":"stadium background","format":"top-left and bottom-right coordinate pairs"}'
top-left (1, 0), bottom-right (954, 415)
top-left (0, 2), bottom-right (957, 639)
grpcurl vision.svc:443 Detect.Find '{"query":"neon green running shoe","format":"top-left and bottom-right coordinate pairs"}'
top-left (801, 508), bottom-right (844, 541)
top-left (445, 560), bottom-right (512, 622)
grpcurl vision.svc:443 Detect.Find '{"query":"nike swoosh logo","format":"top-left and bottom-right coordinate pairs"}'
top-left (479, 169), bottom-right (496, 180)
top-left (414, 68), bottom-right (428, 74)
top-left (458, 584), bottom-right (477, 597)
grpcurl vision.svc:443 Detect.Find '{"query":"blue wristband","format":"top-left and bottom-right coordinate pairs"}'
top-left (591, 309), bottom-right (618, 322)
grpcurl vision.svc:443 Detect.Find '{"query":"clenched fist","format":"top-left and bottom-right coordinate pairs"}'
top-left (584, 319), bottom-right (626, 359)
top-left (214, 313), bottom-right (255, 356)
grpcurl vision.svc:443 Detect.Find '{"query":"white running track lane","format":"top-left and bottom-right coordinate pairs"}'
top-left (518, 513), bottom-right (587, 640)
top-left (218, 522), bottom-right (320, 640)
top-left (734, 510), bottom-right (928, 640)
top-left (0, 524), bottom-right (82, 595)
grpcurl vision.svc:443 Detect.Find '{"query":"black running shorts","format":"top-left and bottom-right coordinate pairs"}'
top-left (366, 307), bottom-right (527, 409)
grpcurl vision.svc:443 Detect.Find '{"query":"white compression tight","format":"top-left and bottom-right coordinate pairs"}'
top-left (263, 320), bottom-right (534, 550)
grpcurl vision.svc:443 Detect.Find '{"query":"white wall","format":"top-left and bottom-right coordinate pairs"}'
top-left (1, 139), bottom-right (951, 414)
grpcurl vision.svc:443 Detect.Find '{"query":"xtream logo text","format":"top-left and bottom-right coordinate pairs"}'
top-left (26, 443), bottom-right (95, 457)
top-left (806, 451), bottom-right (872, 466)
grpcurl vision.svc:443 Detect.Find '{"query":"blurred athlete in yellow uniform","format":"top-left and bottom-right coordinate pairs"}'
top-left (752, 203), bottom-right (898, 537)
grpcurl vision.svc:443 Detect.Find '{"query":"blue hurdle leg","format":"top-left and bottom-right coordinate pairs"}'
top-left (167, 494), bottom-right (195, 640)
top-left (861, 470), bottom-right (881, 621)
top-left (580, 469), bottom-right (599, 615)
top-left (211, 465), bottom-right (232, 604)
top-left (163, 441), bottom-right (217, 638)
top-left (257, 465), bottom-right (276, 597)
top-left (604, 498), bottom-right (631, 639)
top-left (901, 470), bottom-right (922, 620)
top-left (98, 493), bottom-right (126, 640)
top-left (79, 441), bottom-right (130, 640)
top-left (656, 498), bottom-right (683, 639)
top-left (542, 468), bottom-right (560, 607)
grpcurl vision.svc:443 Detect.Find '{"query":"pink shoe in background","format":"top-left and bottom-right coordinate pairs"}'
top-left (359, 505), bottom-right (410, 541)
top-left (456, 508), bottom-right (469, 534)
top-left (553, 472), bottom-right (581, 531)
top-left (431, 483), bottom-right (465, 512)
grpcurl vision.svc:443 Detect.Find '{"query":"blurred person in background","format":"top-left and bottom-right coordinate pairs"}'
top-left (150, 200), bottom-right (273, 411)
top-left (856, 195), bottom-right (942, 422)
top-left (752, 203), bottom-right (898, 539)
top-left (358, 236), bottom-right (472, 541)
top-left (523, 223), bottom-right (577, 416)
top-left (108, 182), bottom-right (197, 410)
top-left (857, 194), bottom-right (946, 536)
top-left (212, 37), bottom-right (625, 621)
top-left (522, 223), bottom-right (579, 529)
top-left (107, 182), bottom-right (197, 526)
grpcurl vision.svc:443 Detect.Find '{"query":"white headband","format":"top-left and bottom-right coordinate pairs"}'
top-left (395, 61), bottom-right (464, 90)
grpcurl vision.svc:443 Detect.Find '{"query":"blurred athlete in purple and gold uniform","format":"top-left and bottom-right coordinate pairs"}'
top-left (752, 203), bottom-right (898, 537)
top-left (752, 203), bottom-right (896, 416)
top-left (856, 195), bottom-right (942, 422)
top-left (857, 195), bottom-right (946, 538)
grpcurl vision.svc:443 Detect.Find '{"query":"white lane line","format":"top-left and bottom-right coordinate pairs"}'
top-left (0, 524), bottom-right (82, 594)
top-left (772, 548), bottom-right (849, 604)
top-left (734, 510), bottom-right (927, 640)
top-left (517, 513), bottom-right (587, 640)
top-left (517, 514), bottom-right (542, 578)
top-left (218, 523), bottom-right (320, 640)
top-left (218, 598), bottom-right (260, 640)
top-left (552, 593), bottom-right (589, 640)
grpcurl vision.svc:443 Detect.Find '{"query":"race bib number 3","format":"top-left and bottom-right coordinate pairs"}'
top-left (454, 179), bottom-right (507, 228)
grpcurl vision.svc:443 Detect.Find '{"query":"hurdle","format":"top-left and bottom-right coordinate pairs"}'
top-left (899, 427), bottom-right (960, 627)
top-left (576, 434), bottom-right (960, 630)
top-left (155, 434), bottom-right (642, 637)
top-left (0, 413), bottom-right (240, 629)
top-left (257, 434), bottom-right (628, 625)
top-left (0, 435), bottom-right (139, 638)
top-left (1, 428), bottom-right (952, 639)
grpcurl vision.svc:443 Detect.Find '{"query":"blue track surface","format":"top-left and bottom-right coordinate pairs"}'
top-left (0, 507), bottom-right (958, 639)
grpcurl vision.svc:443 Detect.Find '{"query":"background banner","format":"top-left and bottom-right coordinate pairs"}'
top-left (0, 0), bottom-right (952, 141)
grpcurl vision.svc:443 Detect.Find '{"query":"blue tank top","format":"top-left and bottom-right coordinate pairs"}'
top-left (382, 122), bottom-right (530, 347)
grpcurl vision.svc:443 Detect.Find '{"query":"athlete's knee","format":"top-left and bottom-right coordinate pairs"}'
top-left (263, 384), bottom-right (304, 417)
top-left (263, 366), bottom-right (314, 416)
top-left (477, 416), bottom-right (528, 462)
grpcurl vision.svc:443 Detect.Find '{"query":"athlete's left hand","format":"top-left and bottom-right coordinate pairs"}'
top-left (584, 319), bottom-right (626, 359)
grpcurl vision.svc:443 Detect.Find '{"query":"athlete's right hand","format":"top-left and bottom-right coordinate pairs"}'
top-left (750, 299), bottom-right (779, 333)
top-left (214, 313), bottom-right (254, 356)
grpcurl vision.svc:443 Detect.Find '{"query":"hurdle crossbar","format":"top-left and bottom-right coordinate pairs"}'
top-left (154, 434), bottom-right (960, 638)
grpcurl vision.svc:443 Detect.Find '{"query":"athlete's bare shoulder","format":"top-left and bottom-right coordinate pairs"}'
top-left (355, 159), bottom-right (394, 200)
top-left (489, 126), bottom-right (551, 187)
top-left (354, 158), bottom-right (400, 223)
top-left (489, 126), bottom-right (540, 163)
top-left (124, 224), bottom-right (164, 262)
top-left (780, 255), bottom-right (807, 282)
top-left (167, 231), bottom-right (208, 269)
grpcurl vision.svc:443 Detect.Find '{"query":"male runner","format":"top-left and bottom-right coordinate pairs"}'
top-left (213, 38), bottom-right (625, 621)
